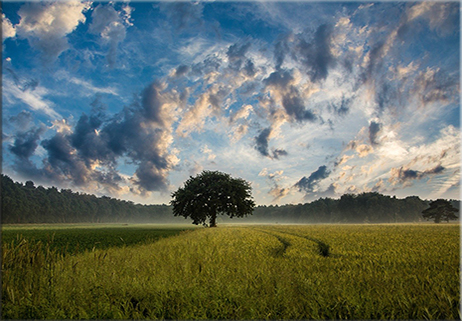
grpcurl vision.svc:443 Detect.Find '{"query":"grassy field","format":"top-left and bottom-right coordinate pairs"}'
top-left (2, 223), bottom-right (195, 254)
top-left (1, 223), bottom-right (460, 319)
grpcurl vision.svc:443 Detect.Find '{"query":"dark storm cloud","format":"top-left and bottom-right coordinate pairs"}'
top-left (141, 81), bottom-right (166, 125)
top-left (369, 121), bottom-right (382, 146)
top-left (294, 165), bottom-right (331, 193)
top-left (10, 80), bottom-right (176, 194)
top-left (282, 87), bottom-right (316, 123)
top-left (295, 24), bottom-right (336, 83)
top-left (424, 165), bottom-right (445, 175)
top-left (272, 149), bottom-right (288, 159)
top-left (263, 69), bottom-right (317, 123)
top-left (41, 133), bottom-right (91, 186)
top-left (389, 165), bottom-right (446, 185)
top-left (254, 127), bottom-right (288, 160)
top-left (133, 161), bottom-right (168, 193)
top-left (264, 69), bottom-right (293, 88)
top-left (174, 65), bottom-right (190, 78)
top-left (255, 127), bottom-right (271, 158)
top-left (9, 126), bottom-right (45, 159)
top-left (93, 169), bottom-right (124, 191)
top-left (100, 105), bottom-right (170, 171)
top-left (70, 113), bottom-right (114, 165)
top-left (42, 134), bottom-right (75, 168)
top-left (227, 42), bottom-right (251, 71)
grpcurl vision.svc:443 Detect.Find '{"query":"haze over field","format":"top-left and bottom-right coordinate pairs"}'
top-left (2, 1), bottom-right (460, 205)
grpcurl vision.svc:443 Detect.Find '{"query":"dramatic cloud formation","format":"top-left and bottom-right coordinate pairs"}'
top-left (7, 80), bottom-right (181, 196)
top-left (2, 1), bottom-right (459, 204)
top-left (9, 126), bottom-right (45, 160)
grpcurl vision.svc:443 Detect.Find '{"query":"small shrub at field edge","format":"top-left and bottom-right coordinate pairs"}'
top-left (2, 224), bottom-right (460, 320)
top-left (317, 241), bottom-right (330, 257)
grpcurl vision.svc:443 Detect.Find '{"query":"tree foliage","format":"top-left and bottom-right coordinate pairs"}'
top-left (422, 199), bottom-right (459, 223)
top-left (1, 174), bottom-right (173, 224)
top-left (170, 171), bottom-right (255, 227)
top-left (2, 175), bottom-right (460, 224)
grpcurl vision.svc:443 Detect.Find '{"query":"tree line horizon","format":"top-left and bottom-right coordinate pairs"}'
top-left (1, 174), bottom-right (460, 225)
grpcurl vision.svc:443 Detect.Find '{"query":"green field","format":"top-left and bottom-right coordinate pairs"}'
top-left (2, 223), bottom-right (195, 254)
top-left (2, 223), bottom-right (460, 319)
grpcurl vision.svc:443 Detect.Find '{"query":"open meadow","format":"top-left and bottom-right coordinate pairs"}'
top-left (1, 223), bottom-right (460, 319)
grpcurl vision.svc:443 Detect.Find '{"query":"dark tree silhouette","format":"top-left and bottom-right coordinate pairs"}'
top-left (170, 170), bottom-right (255, 227)
top-left (422, 199), bottom-right (459, 223)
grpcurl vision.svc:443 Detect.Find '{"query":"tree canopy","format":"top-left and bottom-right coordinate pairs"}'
top-left (170, 171), bottom-right (255, 227)
top-left (2, 174), bottom-right (460, 224)
top-left (422, 199), bottom-right (459, 223)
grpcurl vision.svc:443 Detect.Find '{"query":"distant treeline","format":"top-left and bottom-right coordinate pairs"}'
top-left (249, 194), bottom-right (460, 224)
top-left (1, 174), bottom-right (460, 224)
top-left (1, 175), bottom-right (176, 224)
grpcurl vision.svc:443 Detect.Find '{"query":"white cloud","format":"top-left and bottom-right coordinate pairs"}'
top-left (2, 14), bottom-right (16, 40)
top-left (89, 3), bottom-right (133, 67)
top-left (14, 1), bottom-right (90, 62)
top-left (55, 71), bottom-right (119, 97)
top-left (3, 79), bottom-right (61, 119)
top-left (70, 77), bottom-right (119, 96)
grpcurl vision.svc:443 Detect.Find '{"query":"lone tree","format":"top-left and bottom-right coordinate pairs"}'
top-left (422, 199), bottom-right (459, 223)
top-left (170, 170), bottom-right (255, 227)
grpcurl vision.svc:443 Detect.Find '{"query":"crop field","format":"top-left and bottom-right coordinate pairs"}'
top-left (1, 224), bottom-right (194, 254)
top-left (1, 223), bottom-right (460, 319)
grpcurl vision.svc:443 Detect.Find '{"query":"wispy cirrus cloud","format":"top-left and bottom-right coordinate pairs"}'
top-left (3, 79), bottom-right (61, 119)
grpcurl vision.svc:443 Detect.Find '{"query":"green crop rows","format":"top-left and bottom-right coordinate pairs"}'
top-left (2, 224), bottom-right (460, 319)
top-left (1, 224), bottom-right (193, 254)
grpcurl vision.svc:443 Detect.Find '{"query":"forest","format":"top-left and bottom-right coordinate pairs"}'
top-left (1, 174), bottom-right (459, 224)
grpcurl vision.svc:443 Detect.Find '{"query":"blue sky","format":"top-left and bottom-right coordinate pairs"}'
top-left (2, 1), bottom-right (460, 205)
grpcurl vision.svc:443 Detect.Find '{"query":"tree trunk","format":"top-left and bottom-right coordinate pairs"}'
top-left (209, 214), bottom-right (217, 227)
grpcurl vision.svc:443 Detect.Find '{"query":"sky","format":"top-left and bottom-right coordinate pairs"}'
top-left (1, 1), bottom-right (460, 206)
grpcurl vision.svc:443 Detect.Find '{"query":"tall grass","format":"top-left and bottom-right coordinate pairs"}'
top-left (2, 224), bottom-right (460, 319)
top-left (1, 224), bottom-right (192, 254)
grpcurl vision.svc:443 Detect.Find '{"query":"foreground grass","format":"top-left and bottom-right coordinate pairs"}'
top-left (1, 224), bottom-right (193, 254)
top-left (2, 224), bottom-right (460, 319)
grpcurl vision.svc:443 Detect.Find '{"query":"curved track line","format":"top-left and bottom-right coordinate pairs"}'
top-left (256, 228), bottom-right (331, 257)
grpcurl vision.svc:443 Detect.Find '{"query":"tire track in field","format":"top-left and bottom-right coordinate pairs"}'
top-left (255, 229), bottom-right (292, 257)
top-left (255, 228), bottom-right (331, 258)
